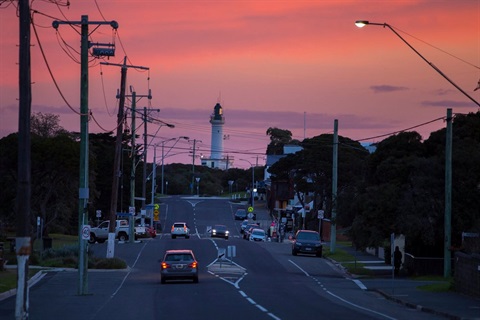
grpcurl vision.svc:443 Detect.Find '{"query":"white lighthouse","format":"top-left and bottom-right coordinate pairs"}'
top-left (202, 102), bottom-right (231, 169)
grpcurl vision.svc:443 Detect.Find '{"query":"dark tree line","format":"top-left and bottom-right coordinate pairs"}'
top-left (0, 113), bottom-right (258, 237)
top-left (267, 113), bottom-right (480, 256)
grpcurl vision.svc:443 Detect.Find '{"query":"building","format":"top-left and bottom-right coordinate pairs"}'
top-left (201, 102), bottom-right (233, 169)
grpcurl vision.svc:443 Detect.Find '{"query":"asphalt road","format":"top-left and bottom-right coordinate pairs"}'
top-left (0, 197), bottom-right (446, 320)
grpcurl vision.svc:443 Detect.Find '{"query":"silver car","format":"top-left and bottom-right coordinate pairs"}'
top-left (249, 228), bottom-right (266, 242)
top-left (160, 249), bottom-right (199, 284)
top-left (171, 222), bottom-right (190, 239)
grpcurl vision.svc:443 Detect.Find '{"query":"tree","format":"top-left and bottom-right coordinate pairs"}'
top-left (266, 127), bottom-right (299, 155)
top-left (268, 134), bottom-right (368, 231)
top-left (31, 112), bottom-right (68, 138)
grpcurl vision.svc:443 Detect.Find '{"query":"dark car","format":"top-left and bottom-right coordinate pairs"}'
top-left (160, 249), bottom-right (199, 284)
top-left (234, 209), bottom-right (247, 220)
top-left (211, 224), bottom-right (229, 239)
top-left (292, 230), bottom-right (322, 257)
top-left (240, 220), bottom-right (249, 233)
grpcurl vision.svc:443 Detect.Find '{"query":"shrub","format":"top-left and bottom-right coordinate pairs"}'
top-left (92, 257), bottom-right (127, 269)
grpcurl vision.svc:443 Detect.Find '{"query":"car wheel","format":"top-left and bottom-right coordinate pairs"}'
top-left (292, 249), bottom-right (298, 256)
top-left (161, 277), bottom-right (166, 284)
top-left (193, 276), bottom-right (199, 283)
top-left (118, 233), bottom-right (128, 242)
top-left (171, 235), bottom-right (176, 239)
top-left (186, 235), bottom-right (190, 239)
top-left (88, 233), bottom-right (96, 244)
top-left (316, 252), bottom-right (322, 258)
top-left (225, 236), bottom-right (229, 240)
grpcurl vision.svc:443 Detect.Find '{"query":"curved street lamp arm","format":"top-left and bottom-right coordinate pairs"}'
top-left (356, 20), bottom-right (480, 107)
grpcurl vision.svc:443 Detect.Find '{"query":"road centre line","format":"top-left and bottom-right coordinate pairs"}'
top-left (288, 259), bottom-right (397, 320)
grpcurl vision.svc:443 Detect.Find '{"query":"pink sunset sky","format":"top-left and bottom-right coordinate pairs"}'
top-left (1, 1), bottom-right (479, 168)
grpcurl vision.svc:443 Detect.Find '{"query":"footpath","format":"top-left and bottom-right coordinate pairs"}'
top-left (251, 200), bottom-right (480, 320)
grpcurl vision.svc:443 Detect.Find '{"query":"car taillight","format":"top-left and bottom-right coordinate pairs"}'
top-left (189, 261), bottom-right (198, 269)
top-left (161, 262), bottom-right (171, 269)
top-left (171, 226), bottom-right (174, 232)
top-left (184, 226), bottom-right (187, 232)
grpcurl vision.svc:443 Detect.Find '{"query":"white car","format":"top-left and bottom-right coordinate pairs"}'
top-left (249, 228), bottom-right (266, 242)
top-left (171, 222), bottom-right (190, 239)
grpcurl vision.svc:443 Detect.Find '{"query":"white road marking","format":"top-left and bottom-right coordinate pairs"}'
top-left (352, 279), bottom-right (367, 290)
top-left (288, 259), bottom-right (397, 320)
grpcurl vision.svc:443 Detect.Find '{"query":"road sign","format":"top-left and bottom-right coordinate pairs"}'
top-left (218, 248), bottom-right (226, 260)
top-left (317, 210), bottom-right (324, 219)
top-left (154, 209), bottom-right (159, 216)
top-left (227, 245), bottom-right (236, 258)
top-left (248, 206), bottom-right (254, 213)
top-left (96, 210), bottom-right (101, 218)
top-left (81, 225), bottom-right (91, 241)
top-left (154, 203), bottom-right (159, 210)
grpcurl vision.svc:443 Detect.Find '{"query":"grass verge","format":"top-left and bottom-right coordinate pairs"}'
top-left (0, 233), bottom-right (127, 295)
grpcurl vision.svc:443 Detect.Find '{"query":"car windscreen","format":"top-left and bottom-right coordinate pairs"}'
top-left (173, 223), bottom-right (185, 228)
top-left (165, 254), bottom-right (194, 262)
top-left (297, 232), bottom-right (320, 241)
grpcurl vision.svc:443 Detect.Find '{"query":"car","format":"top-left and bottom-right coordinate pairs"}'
top-left (240, 220), bottom-right (249, 233)
top-left (234, 209), bottom-right (247, 220)
top-left (171, 222), bottom-right (190, 239)
top-left (160, 249), bottom-right (199, 284)
top-left (249, 228), bottom-right (266, 242)
top-left (146, 225), bottom-right (157, 238)
top-left (243, 224), bottom-right (260, 239)
top-left (292, 230), bottom-right (323, 257)
top-left (211, 224), bottom-right (229, 239)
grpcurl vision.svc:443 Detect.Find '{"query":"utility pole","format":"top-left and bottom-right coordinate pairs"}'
top-left (444, 108), bottom-right (452, 277)
top-left (190, 139), bottom-right (201, 194)
top-left (129, 91), bottom-right (137, 243)
top-left (100, 61), bottom-right (149, 251)
top-left (53, 15), bottom-right (118, 296)
top-left (107, 57), bottom-right (127, 258)
top-left (16, 0), bottom-right (31, 318)
top-left (125, 89), bottom-right (152, 243)
top-left (143, 106), bottom-right (148, 209)
top-left (330, 119), bottom-right (338, 254)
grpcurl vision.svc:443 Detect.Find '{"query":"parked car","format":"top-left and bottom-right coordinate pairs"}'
top-left (243, 224), bottom-right (260, 239)
top-left (249, 228), bottom-right (266, 242)
top-left (160, 249), bottom-right (199, 284)
top-left (234, 209), bottom-right (247, 220)
top-left (171, 222), bottom-right (190, 239)
top-left (240, 220), bottom-right (249, 233)
top-left (211, 224), bottom-right (229, 239)
top-left (291, 230), bottom-right (322, 257)
top-left (146, 225), bottom-right (157, 238)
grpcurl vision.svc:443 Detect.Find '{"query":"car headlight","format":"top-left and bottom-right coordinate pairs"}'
top-left (225, 231), bottom-right (229, 234)
top-left (295, 242), bottom-right (302, 246)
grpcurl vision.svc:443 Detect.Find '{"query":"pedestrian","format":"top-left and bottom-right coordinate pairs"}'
top-left (393, 246), bottom-right (402, 276)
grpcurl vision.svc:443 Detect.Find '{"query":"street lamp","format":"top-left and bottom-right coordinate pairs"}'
top-left (354, 20), bottom-right (480, 107)
top-left (355, 19), bottom-right (476, 278)
top-left (160, 136), bottom-right (189, 195)
top-left (240, 159), bottom-right (256, 214)
top-left (165, 181), bottom-right (168, 195)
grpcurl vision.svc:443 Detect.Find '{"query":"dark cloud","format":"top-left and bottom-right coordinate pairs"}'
top-left (421, 100), bottom-right (478, 108)
top-left (370, 85), bottom-right (409, 93)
